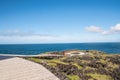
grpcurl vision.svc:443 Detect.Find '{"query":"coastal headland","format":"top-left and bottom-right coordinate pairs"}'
top-left (24, 50), bottom-right (120, 80)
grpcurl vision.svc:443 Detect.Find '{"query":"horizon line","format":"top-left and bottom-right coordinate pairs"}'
top-left (0, 42), bottom-right (120, 45)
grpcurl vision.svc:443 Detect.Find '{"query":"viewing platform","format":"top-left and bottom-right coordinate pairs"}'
top-left (0, 56), bottom-right (60, 80)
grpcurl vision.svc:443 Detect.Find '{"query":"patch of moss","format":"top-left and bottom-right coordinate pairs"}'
top-left (60, 56), bottom-right (67, 60)
top-left (29, 58), bottom-right (42, 63)
top-left (47, 59), bottom-right (68, 65)
top-left (107, 62), bottom-right (119, 69)
top-left (99, 59), bottom-right (107, 64)
top-left (73, 63), bottom-right (82, 69)
top-left (67, 75), bottom-right (80, 80)
top-left (87, 73), bottom-right (113, 80)
top-left (81, 60), bottom-right (90, 64)
top-left (85, 66), bottom-right (95, 70)
top-left (48, 62), bottom-right (57, 67)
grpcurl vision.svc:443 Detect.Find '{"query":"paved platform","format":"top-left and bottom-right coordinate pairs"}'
top-left (0, 57), bottom-right (60, 80)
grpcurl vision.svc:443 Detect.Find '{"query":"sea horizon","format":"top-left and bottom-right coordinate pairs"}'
top-left (0, 42), bottom-right (120, 55)
top-left (0, 42), bottom-right (120, 45)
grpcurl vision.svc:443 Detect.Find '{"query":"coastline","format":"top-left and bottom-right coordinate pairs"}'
top-left (23, 50), bottom-right (120, 80)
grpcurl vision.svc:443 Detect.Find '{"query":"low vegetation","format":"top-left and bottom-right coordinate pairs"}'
top-left (23, 50), bottom-right (120, 80)
top-left (67, 75), bottom-right (80, 80)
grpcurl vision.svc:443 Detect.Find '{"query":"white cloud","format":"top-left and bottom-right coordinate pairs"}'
top-left (0, 35), bottom-right (82, 44)
top-left (103, 24), bottom-right (120, 35)
top-left (0, 30), bottom-right (83, 43)
top-left (0, 30), bottom-right (49, 37)
top-left (110, 24), bottom-right (120, 31)
top-left (102, 31), bottom-right (111, 35)
top-left (85, 23), bottom-right (120, 35)
top-left (0, 30), bottom-right (60, 43)
top-left (0, 24), bottom-right (120, 44)
top-left (85, 26), bottom-right (103, 33)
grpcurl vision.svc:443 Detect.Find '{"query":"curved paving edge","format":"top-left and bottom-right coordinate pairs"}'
top-left (0, 54), bottom-right (63, 57)
top-left (0, 57), bottom-right (60, 80)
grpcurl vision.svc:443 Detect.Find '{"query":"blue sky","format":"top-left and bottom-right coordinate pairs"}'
top-left (0, 0), bottom-right (120, 44)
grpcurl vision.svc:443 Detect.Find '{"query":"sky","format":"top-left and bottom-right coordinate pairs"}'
top-left (0, 0), bottom-right (120, 44)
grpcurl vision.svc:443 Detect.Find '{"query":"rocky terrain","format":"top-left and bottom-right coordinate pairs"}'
top-left (23, 50), bottom-right (120, 80)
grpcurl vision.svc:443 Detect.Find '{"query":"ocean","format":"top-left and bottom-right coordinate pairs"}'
top-left (0, 43), bottom-right (120, 55)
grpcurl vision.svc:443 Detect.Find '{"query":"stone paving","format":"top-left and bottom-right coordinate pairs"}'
top-left (0, 57), bottom-right (60, 80)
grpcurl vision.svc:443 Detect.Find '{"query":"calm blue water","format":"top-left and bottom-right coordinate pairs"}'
top-left (0, 43), bottom-right (120, 55)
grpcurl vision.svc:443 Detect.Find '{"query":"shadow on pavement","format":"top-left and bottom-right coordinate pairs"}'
top-left (0, 56), bottom-right (14, 60)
